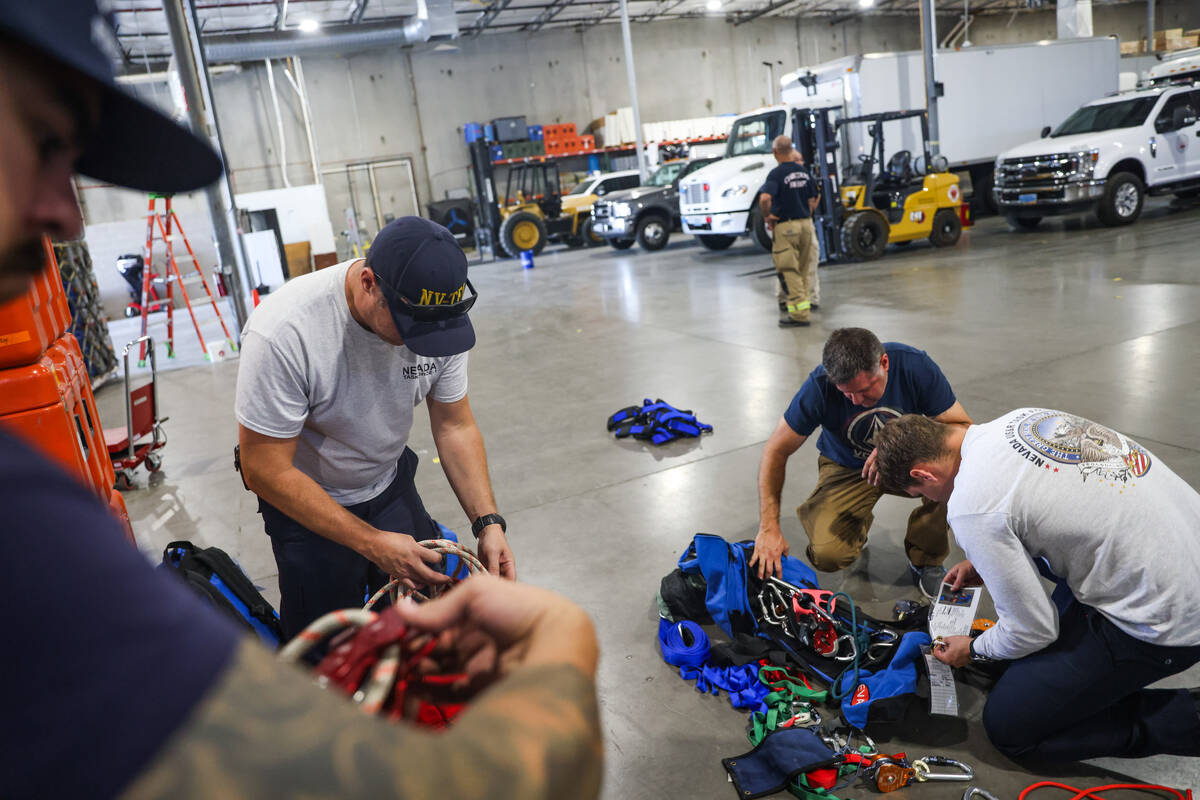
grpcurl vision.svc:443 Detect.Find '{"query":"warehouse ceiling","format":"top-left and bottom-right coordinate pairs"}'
top-left (111, 0), bottom-right (1140, 61)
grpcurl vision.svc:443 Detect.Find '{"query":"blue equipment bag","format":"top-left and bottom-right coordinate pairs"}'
top-left (722, 727), bottom-right (840, 799)
top-left (161, 540), bottom-right (283, 649)
top-left (607, 398), bottom-right (713, 445)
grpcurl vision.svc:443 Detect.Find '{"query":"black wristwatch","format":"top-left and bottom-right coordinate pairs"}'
top-left (968, 637), bottom-right (994, 664)
top-left (471, 513), bottom-right (506, 539)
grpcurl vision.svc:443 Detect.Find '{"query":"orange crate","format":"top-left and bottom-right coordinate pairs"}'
top-left (0, 333), bottom-right (113, 501)
top-left (108, 488), bottom-right (136, 546)
top-left (580, 135), bottom-right (595, 150)
top-left (0, 238), bottom-right (71, 369)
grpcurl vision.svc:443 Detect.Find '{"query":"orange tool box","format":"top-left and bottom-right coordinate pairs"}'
top-left (0, 238), bottom-right (71, 369)
top-left (108, 488), bottom-right (136, 546)
top-left (0, 333), bottom-right (114, 502)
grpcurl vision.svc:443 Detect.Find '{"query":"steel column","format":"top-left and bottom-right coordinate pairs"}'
top-left (619, 0), bottom-right (647, 183)
top-left (919, 0), bottom-right (940, 155)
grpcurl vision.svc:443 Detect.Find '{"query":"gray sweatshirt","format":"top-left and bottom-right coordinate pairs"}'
top-left (949, 408), bottom-right (1200, 660)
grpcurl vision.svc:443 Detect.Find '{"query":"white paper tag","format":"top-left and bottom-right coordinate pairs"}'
top-left (929, 582), bottom-right (982, 641)
top-left (923, 646), bottom-right (959, 717)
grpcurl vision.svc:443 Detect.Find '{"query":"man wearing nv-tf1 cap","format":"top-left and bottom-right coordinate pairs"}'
top-left (236, 216), bottom-right (516, 638)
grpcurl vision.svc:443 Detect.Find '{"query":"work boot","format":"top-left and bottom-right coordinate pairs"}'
top-left (909, 562), bottom-right (947, 600)
top-left (779, 317), bottom-right (811, 328)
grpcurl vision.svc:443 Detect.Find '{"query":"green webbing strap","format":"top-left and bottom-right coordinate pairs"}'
top-left (748, 667), bottom-right (830, 747)
top-left (758, 666), bottom-right (828, 704)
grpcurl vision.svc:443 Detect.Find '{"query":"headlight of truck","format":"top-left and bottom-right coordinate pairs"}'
top-left (721, 185), bottom-right (749, 198)
top-left (611, 202), bottom-right (632, 217)
top-left (1073, 149), bottom-right (1099, 179)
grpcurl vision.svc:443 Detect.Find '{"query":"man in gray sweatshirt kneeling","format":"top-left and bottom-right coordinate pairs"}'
top-left (873, 408), bottom-right (1200, 763)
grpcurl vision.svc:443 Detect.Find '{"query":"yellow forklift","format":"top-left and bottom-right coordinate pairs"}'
top-left (834, 110), bottom-right (969, 261)
top-left (494, 162), bottom-right (600, 257)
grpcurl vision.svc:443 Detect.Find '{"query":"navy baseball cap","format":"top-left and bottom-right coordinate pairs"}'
top-left (366, 218), bottom-right (476, 358)
top-left (0, 0), bottom-right (223, 193)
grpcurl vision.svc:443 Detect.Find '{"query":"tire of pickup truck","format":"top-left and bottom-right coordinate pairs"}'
top-left (749, 207), bottom-right (773, 251)
top-left (1005, 214), bottom-right (1042, 231)
top-left (609, 238), bottom-right (636, 250)
top-left (840, 211), bottom-right (888, 261)
top-left (929, 208), bottom-right (962, 248)
top-left (697, 234), bottom-right (737, 251)
top-left (1097, 172), bottom-right (1144, 226)
top-left (636, 214), bottom-right (671, 251)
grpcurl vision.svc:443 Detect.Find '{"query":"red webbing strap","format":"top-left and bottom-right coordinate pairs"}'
top-left (1019, 782), bottom-right (1193, 800)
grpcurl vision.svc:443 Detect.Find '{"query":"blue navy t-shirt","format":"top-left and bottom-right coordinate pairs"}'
top-left (783, 343), bottom-right (956, 469)
top-left (0, 430), bottom-right (241, 798)
top-left (759, 162), bottom-right (819, 221)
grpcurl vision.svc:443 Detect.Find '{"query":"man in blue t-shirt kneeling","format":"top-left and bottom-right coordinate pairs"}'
top-left (750, 328), bottom-right (972, 597)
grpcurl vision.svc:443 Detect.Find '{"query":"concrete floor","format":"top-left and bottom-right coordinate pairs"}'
top-left (96, 197), bottom-right (1200, 798)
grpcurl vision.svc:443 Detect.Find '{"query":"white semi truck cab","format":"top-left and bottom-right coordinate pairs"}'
top-left (679, 106), bottom-right (791, 251)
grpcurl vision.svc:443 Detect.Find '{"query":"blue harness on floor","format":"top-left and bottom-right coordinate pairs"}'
top-left (607, 399), bottom-right (713, 445)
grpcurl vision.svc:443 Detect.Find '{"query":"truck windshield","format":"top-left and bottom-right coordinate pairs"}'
top-left (647, 162), bottom-right (685, 187)
top-left (1051, 97), bottom-right (1158, 137)
top-left (727, 111), bottom-right (785, 157)
top-left (565, 179), bottom-right (595, 195)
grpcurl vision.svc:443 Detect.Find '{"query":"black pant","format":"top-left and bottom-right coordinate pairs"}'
top-left (260, 447), bottom-right (439, 641)
top-left (982, 600), bottom-right (1200, 762)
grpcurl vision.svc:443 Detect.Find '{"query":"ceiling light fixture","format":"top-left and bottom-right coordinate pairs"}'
top-left (858, 0), bottom-right (874, 6)
top-left (298, 18), bottom-right (320, 33)
top-left (706, 0), bottom-right (721, 10)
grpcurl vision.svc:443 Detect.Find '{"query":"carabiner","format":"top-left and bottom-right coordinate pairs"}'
top-left (912, 756), bottom-right (974, 782)
top-left (833, 633), bottom-right (859, 662)
top-left (963, 788), bottom-right (1000, 800)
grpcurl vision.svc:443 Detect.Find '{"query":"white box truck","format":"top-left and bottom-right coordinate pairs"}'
top-left (679, 37), bottom-right (1119, 251)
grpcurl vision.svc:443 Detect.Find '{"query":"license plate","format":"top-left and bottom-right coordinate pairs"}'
top-left (686, 216), bottom-right (707, 226)
top-left (1018, 193), bottom-right (1037, 204)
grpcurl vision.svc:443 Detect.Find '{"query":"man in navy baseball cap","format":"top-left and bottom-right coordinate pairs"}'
top-left (0, 0), bottom-right (223, 196)
top-left (367, 216), bottom-right (477, 357)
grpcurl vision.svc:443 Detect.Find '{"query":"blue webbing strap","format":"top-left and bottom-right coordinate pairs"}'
top-left (657, 618), bottom-right (710, 667)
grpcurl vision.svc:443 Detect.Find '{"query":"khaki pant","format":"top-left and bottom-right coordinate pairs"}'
top-left (797, 456), bottom-right (950, 572)
top-left (772, 218), bottom-right (816, 322)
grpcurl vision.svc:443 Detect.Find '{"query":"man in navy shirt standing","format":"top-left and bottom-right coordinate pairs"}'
top-left (758, 135), bottom-right (820, 327)
top-left (750, 328), bottom-right (971, 597)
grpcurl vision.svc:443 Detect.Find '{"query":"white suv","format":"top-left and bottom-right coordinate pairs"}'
top-left (994, 82), bottom-right (1200, 229)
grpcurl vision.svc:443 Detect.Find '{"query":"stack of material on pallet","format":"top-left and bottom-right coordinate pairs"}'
top-left (54, 240), bottom-right (117, 382)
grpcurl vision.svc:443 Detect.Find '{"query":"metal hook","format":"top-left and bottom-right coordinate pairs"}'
top-left (912, 756), bottom-right (974, 782)
top-left (963, 788), bottom-right (1001, 800)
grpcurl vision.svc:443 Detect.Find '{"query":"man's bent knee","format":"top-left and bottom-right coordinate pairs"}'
top-left (982, 696), bottom-right (1040, 759)
top-left (805, 541), bottom-right (860, 572)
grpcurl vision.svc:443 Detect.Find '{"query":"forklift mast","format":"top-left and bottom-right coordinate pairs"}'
top-left (468, 139), bottom-right (502, 240)
top-left (791, 105), bottom-right (845, 263)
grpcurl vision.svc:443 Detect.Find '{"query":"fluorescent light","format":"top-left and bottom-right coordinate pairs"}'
top-left (298, 18), bottom-right (320, 33)
top-left (707, 0), bottom-right (721, 10)
top-left (858, 0), bottom-right (874, 6)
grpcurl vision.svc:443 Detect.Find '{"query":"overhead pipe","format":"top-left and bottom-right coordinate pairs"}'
top-left (203, 17), bottom-right (429, 62)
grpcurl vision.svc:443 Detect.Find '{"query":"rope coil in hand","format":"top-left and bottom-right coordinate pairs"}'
top-left (279, 538), bottom-right (485, 726)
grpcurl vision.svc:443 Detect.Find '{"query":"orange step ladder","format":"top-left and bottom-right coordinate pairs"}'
top-left (137, 193), bottom-right (237, 365)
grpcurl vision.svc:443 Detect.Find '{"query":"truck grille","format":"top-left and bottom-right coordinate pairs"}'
top-left (592, 202), bottom-right (610, 220)
top-left (995, 153), bottom-right (1078, 188)
top-left (683, 183), bottom-right (708, 205)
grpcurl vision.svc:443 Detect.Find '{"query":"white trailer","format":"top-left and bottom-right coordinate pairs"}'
top-left (779, 37), bottom-right (1120, 209)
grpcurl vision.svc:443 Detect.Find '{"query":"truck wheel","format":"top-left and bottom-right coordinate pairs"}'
top-left (636, 214), bottom-right (671, 251)
top-left (500, 211), bottom-right (547, 257)
top-left (840, 212), bottom-right (888, 261)
top-left (609, 238), bottom-right (635, 250)
top-left (749, 207), bottom-right (772, 251)
top-left (1097, 172), bottom-right (1143, 226)
top-left (1005, 214), bottom-right (1042, 231)
top-left (581, 217), bottom-right (605, 248)
top-left (929, 208), bottom-right (962, 247)
top-left (697, 234), bottom-right (737, 251)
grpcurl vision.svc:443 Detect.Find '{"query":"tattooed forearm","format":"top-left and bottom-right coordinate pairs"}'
top-left (121, 640), bottom-right (603, 800)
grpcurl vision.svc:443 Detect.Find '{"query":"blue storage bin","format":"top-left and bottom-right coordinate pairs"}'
top-left (484, 124), bottom-right (497, 142)
top-left (464, 122), bottom-right (484, 144)
top-left (527, 125), bottom-right (544, 141)
top-left (490, 144), bottom-right (505, 162)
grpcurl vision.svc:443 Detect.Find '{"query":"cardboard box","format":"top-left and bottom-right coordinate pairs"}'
top-left (1172, 34), bottom-right (1199, 49)
top-left (284, 241), bottom-right (313, 279)
top-left (1120, 40), bottom-right (1143, 54)
top-left (314, 252), bottom-right (339, 270)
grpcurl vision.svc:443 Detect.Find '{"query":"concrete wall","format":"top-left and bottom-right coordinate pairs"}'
top-left (966, 0), bottom-right (1200, 46)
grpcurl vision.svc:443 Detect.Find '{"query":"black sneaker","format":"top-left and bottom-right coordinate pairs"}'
top-left (811, 302), bottom-right (820, 310)
top-left (778, 301), bottom-right (788, 313)
top-left (779, 318), bottom-right (811, 328)
top-left (909, 562), bottom-right (947, 599)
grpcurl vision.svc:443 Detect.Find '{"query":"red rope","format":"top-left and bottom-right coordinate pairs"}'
top-left (1019, 781), bottom-right (1193, 800)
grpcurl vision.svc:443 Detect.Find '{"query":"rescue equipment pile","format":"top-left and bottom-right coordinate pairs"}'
top-left (607, 399), bottom-right (713, 445)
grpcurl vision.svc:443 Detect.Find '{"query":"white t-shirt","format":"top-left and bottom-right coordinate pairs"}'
top-left (235, 261), bottom-right (468, 506)
top-left (950, 408), bottom-right (1200, 660)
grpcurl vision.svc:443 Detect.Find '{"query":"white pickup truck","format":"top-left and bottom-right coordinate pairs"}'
top-left (994, 80), bottom-right (1200, 228)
